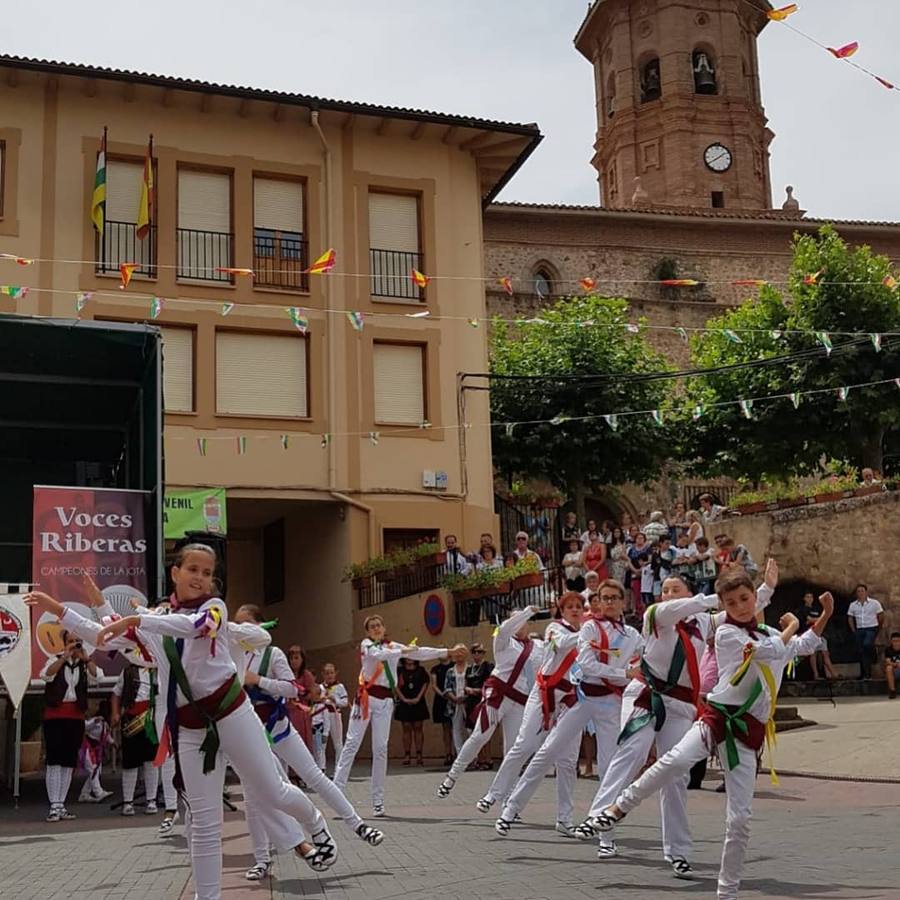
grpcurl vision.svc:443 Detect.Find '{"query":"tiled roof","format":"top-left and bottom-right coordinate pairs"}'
top-left (488, 201), bottom-right (900, 228)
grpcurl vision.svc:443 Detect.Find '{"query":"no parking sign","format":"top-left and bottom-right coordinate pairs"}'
top-left (423, 594), bottom-right (445, 635)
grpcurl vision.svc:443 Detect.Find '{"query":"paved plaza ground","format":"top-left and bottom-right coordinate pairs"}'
top-left (0, 698), bottom-right (897, 900)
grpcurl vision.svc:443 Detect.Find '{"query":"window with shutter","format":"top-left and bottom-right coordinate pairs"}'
top-left (97, 159), bottom-right (155, 275)
top-left (373, 343), bottom-right (425, 425)
top-left (160, 327), bottom-right (194, 413)
top-left (369, 191), bottom-right (422, 301)
top-left (253, 177), bottom-right (306, 290)
top-left (177, 169), bottom-right (232, 281)
top-left (216, 331), bottom-right (308, 418)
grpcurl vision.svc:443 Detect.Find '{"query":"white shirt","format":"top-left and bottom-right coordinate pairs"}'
top-left (847, 597), bottom-right (883, 629)
top-left (640, 563), bottom-right (655, 593)
top-left (40, 655), bottom-right (102, 700)
top-left (514, 548), bottom-right (546, 571)
top-left (490, 606), bottom-right (537, 694)
top-left (577, 616), bottom-right (642, 687)
top-left (246, 644), bottom-right (298, 700)
top-left (357, 638), bottom-right (447, 691)
top-left (444, 548), bottom-right (472, 576)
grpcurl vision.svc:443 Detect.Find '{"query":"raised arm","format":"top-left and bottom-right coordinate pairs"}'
top-left (253, 646), bottom-right (299, 700)
top-left (136, 599), bottom-right (227, 639)
top-left (494, 605), bottom-right (536, 650)
top-left (645, 594), bottom-right (712, 633)
top-left (228, 621), bottom-right (272, 652)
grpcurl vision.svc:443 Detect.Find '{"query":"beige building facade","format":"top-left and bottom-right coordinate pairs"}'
top-left (0, 55), bottom-right (540, 656)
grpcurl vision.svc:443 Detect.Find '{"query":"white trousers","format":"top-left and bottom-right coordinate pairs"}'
top-left (589, 684), bottom-right (696, 859)
top-left (447, 698), bottom-right (525, 782)
top-left (501, 693), bottom-right (620, 825)
top-left (483, 691), bottom-right (564, 808)
top-left (450, 703), bottom-right (468, 754)
top-left (179, 699), bottom-right (324, 900)
top-left (160, 754), bottom-right (178, 812)
top-left (616, 720), bottom-right (756, 900)
top-left (122, 762), bottom-right (159, 804)
top-left (326, 710), bottom-right (344, 765)
top-left (333, 695), bottom-right (393, 808)
top-left (245, 755), bottom-right (306, 866)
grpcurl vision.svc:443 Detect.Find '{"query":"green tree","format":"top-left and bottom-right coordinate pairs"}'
top-left (682, 226), bottom-right (900, 480)
top-left (490, 296), bottom-right (673, 517)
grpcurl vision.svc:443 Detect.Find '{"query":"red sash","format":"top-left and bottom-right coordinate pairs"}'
top-left (125, 699), bottom-right (150, 717)
top-left (536, 646), bottom-right (578, 731)
top-left (699, 702), bottom-right (766, 751)
top-left (581, 681), bottom-right (623, 698)
top-left (472, 639), bottom-right (533, 730)
top-left (175, 675), bottom-right (246, 730)
top-left (633, 677), bottom-right (695, 709)
top-left (587, 616), bottom-right (629, 697)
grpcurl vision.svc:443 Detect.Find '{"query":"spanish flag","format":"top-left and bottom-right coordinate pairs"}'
top-left (766, 4), bottom-right (798, 21)
top-left (411, 269), bottom-right (431, 289)
top-left (305, 248), bottom-right (336, 275)
top-left (136, 135), bottom-right (154, 241)
top-left (91, 127), bottom-right (107, 236)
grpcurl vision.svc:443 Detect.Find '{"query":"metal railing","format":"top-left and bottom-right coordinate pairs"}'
top-left (682, 484), bottom-right (740, 510)
top-left (452, 566), bottom-right (565, 628)
top-left (176, 227), bottom-right (234, 282)
top-left (357, 564), bottom-right (444, 609)
top-left (253, 230), bottom-right (309, 292)
top-left (96, 221), bottom-right (157, 277)
top-left (494, 494), bottom-right (563, 568)
top-left (370, 248), bottom-right (425, 301)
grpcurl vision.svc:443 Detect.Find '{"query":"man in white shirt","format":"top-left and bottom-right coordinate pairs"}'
top-left (698, 493), bottom-right (727, 524)
top-left (847, 583), bottom-right (884, 680)
top-left (444, 535), bottom-right (472, 576)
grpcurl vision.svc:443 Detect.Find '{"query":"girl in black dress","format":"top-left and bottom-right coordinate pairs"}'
top-left (394, 659), bottom-right (430, 766)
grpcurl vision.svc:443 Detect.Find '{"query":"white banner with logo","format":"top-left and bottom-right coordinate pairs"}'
top-left (0, 585), bottom-right (32, 710)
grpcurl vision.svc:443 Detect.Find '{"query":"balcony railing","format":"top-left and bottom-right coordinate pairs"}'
top-left (452, 566), bottom-right (565, 628)
top-left (253, 229), bottom-right (309, 292)
top-left (357, 564), bottom-right (444, 609)
top-left (370, 248), bottom-right (425, 301)
top-left (96, 221), bottom-right (157, 277)
top-left (177, 227), bottom-right (234, 282)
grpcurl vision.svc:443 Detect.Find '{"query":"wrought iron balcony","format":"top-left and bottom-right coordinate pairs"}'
top-left (95, 221), bottom-right (157, 277)
top-left (370, 248), bottom-right (425, 301)
top-left (253, 229), bottom-right (309, 292)
top-left (176, 228), bottom-right (234, 282)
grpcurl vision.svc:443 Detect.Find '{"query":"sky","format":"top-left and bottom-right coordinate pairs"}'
top-left (4, 0), bottom-right (899, 220)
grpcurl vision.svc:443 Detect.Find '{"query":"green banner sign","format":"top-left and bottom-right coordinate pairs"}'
top-left (163, 488), bottom-right (227, 539)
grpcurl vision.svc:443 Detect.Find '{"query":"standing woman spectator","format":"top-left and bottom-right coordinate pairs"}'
top-left (394, 659), bottom-right (430, 767)
top-left (608, 527), bottom-right (629, 586)
top-left (599, 520), bottom-right (614, 545)
top-left (430, 657), bottom-right (454, 766)
top-left (444, 645), bottom-right (471, 757)
top-left (41, 630), bottom-right (103, 821)
top-left (669, 501), bottom-right (688, 543)
top-left (579, 519), bottom-right (599, 548)
top-left (287, 645), bottom-right (320, 753)
top-left (582, 531), bottom-right (609, 580)
top-left (562, 539), bottom-right (586, 591)
top-left (465, 644), bottom-right (495, 770)
top-left (627, 532), bottom-right (651, 612)
top-left (685, 509), bottom-right (704, 545)
top-left (561, 511), bottom-right (581, 560)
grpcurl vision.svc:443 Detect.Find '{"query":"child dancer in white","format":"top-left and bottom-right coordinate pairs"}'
top-left (479, 592), bottom-right (583, 829)
top-left (333, 614), bottom-right (449, 817)
top-left (437, 605), bottom-right (537, 799)
top-left (33, 544), bottom-right (338, 900)
top-left (576, 563), bottom-right (777, 875)
top-left (234, 604), bottom-right (384, 880)
top-left (591, 571), bottom-right (833, 900)
top-left (313, 663), bottom-right (348, 773)
top-left (78, 709), bottom-right (112, 803)
top-left (496, 582), bottom-right (641, 837)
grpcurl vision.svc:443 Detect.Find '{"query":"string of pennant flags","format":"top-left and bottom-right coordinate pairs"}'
top-left (168, 374), bottom-right (900, 456)
top-left (756, 3), bottom-right (899, 93)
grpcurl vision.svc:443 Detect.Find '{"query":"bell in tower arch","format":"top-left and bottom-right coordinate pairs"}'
top-left (693, 50), bottom-right (717, 95)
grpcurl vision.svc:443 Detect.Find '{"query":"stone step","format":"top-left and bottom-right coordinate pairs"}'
top-left (781, 678), bottom-right (889, 698)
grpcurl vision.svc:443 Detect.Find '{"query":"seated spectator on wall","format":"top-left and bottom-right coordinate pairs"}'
top-left (719, 537), bottom-right (759, 580)
top-left (885, 632), bottom-right (900, 699)
top-left (642, 511), bottom-right (669, 545)
top-left (694, 536), bottom-right (717, 595)
top-left (796, 590), bottom-right (837, 680)
top-left (562, 539), bottom-right (586, 591)
top-left (699, 493), bottom-right (728, 524)
top-left (847, 584), bottom-right (884, 680)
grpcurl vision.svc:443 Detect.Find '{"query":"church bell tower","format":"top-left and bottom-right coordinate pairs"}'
top-left (575, 0), bottom-right (775, 210)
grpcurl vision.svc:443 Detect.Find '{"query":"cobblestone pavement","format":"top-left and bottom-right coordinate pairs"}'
top-left (2, 763), bottom-right (899, 900)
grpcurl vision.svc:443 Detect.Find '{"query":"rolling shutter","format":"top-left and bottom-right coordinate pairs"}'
top-left (373, 343), bottom-right (425, 424)
top-left (106, 159), bottom-right (143, 224)
top-left (216, 331), bottom-right (308, 417)
top-left (368, 192), bottom-right (419, 252)
top-left (160, 327), bottom-right (194, 413)
top-left (178, 169), bottom-right (230, 232)
top-left (254, 178), bottom-right (304, 232)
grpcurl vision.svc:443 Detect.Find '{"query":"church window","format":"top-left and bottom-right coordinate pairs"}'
top-left (639, 57), bottom-right (661, 103)
top-left (533, 268), bottom-right (553, 299)
top-left (606, 72), bottom-right (617, 118)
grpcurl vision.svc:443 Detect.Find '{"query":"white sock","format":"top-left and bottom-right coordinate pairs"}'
top-left (122, 768), bottom-right (138, 803)
top-left (143, 762), bottom-right (160, 803)
top-left (46, 765), bottom-right (61, 805)
top-left (59, 767), bottom-right (73, 808)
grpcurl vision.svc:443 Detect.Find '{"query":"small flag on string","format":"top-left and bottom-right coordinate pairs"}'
top-left (149, 297), bottom-right (163, 319)
top-left (875, 75), bottom-right (895, 90)
top-left (76, 291), bottom-right (93, 313)
top-left (659, 278), bottom-right (699, 287)
top-left (677, 327), bottom-right (688, 343)
top-left (732, 279), bottom-right (767, 287)
top-left (499, 276), bottom-right (514, 296)
top-left (406, 310), bottom-right (430, 318)
top-left (790, 392), bottom-right (801, 409)
top-left (0, 254), bottom-right (34, 266)
top-left (739, 399), bottom-right (753, 419)
top-left (119, 263), bottom-right (138, 289)
top-left (837, 387), bottom-right (849, 401)
top-left (815, 331), bottom-right (833, 356)
top-left (236, 436), bottom-right (248, 455)
top-left (221, 302), bottom-right (235, 317)
top-left (625, 323), bottom-right (640, 334)
top-left (347, 311), bottom-right (365, 332)
top-left (280, 434), bottom-right (290, 450)
top-left (288, 307), bottom-right (309, 334)
top-left (771, 329), bottom-right (783, 340)
top-left (578, 319), bottom-right (595, 328)
top-left (767, 3), bottom-right (798, 20)
top-left (604, 414), bottom-right (618, 432)
top-left (217, 267), bottom-right (254, 277)
top-left (651, 410), bottom-right (664, 426)
top-left (803, 269), bottom-right (822, 286)
top-left (525, 317), bottom-right (547, 325)
top-left (411, 269), bottom-right (431, 289)
top-left (828, 41), bottom-right (859, 59)
top-left (871, 333), bottom-right (882, 352)
top-left (723, 329), bottom-right (743, 344)
top-left (197, 438), bottom-right (208, 457)
top-left (550, 413), bottom-right (570, 426)
top-left (883, 274), bottom-right (897, 290)
top-left (505, 423), bottom-right (515, 438)
top-left (369, 431), bottom-right (379, 446)
top-left (0, 285), bottom-right (27, 299)
top-left (692, 405), bottom-right (704, 421)
top-left (467, 318), bottom-right (479, 328)
top-left (895, 379), bottom-right (900, 390)
top-left (320, 434), bottom-right (330, 448)
top-left (305, 248), bottom-right (336, 274)
top-left (580, 277), bottom-right (596, 292)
